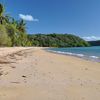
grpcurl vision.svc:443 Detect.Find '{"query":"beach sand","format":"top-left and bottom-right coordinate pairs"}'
top-left (0, 47), bottom-right (100, 100)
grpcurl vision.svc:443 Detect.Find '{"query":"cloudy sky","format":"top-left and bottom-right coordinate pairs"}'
top-left (1, 0), bottom-right (100, 41)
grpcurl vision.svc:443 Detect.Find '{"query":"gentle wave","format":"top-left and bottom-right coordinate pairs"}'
top-left (48, 50), bottom-right (85, 57)
top-left (47, 50), bottom-right (100, 62)
top-left (90, 56), bottom-right (99, 59)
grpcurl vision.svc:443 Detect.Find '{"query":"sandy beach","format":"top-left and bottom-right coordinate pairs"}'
top-left (0, 47), bottom-right (100, 100)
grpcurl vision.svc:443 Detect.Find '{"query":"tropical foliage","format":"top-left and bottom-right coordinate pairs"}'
top-left (0, 3), bottom-right (30, 46)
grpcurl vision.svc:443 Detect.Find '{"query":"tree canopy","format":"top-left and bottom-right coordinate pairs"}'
top-left (0, 3), bottom-right (30, 46)
top-left (27, 34), bottom-right (90, 47)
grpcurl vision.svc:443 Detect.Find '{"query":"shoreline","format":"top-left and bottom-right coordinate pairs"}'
top-left (46, 48), bottom-right (100, 63)
top-left (0, 47), bottom-right (100, 100)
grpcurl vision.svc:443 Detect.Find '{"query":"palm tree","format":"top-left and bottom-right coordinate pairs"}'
top-left (0, 3), bottom-right (28, 46)
top-left (0, 3), bottom-right (6, 24)
top-left (5, 14), bottom-right (13, 24)
top-left (16, 19), bottom-right (28, 46)
top-left (17, 19), bottom-right (26, 33)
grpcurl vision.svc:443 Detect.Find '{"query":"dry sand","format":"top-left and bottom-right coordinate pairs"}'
top-left (0, 47), bottom-right (100, 100)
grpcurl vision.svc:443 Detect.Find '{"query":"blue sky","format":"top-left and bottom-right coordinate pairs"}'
top-left (1, 0), bottom-right (100, 40)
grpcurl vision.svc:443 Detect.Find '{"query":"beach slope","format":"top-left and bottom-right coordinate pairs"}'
top-left (0, 47), bottom-right (100, 100)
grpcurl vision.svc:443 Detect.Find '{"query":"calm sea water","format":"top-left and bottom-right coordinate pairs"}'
top-left (47, 46), bottom-right (100, 62)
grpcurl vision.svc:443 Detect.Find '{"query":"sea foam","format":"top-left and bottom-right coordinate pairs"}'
top-left (47, 49), bottom-right (100, 62)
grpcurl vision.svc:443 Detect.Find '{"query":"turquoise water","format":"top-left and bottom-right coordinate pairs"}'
top-left (47, 46), bottom-right (100, 62)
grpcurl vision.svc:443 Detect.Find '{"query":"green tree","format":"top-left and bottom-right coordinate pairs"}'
top-left (0, 25), bottom-right (12, 46)
top-left (17, 19), bottom-right (26, 33)
top-left (0, 3), bottom-right (7, 25)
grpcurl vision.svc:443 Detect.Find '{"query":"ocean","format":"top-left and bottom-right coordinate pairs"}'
top-left (47, 46), bottom-right (100, 62)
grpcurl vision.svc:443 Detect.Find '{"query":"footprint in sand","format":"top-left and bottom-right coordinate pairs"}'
top-left (78, 78), bottom-right (81, 81)
top-left (10, 66), bottom-right (16, 68)
top-left (35, 62), bottom-right (38, 65)
top-left (0, 71), bottom-right (3, 76)
top-left (22, 75), bottom-right (28, 83)
top-left (85, 68), bottom-right (88, 70)
top-left (11, 82), bottom-right (20, 84)
top-left (22, 75), bottom-right (27, 78)
top-left (4, 72), bottom-right (9, 75)
top-left (98, 83), bottom-right (100, 85)
top-left (82, 97), bottom-right (85, 100)
top-left (0, 68), bottom-right (2, 70)
top-left (80, 83), bottom-right (84, 86)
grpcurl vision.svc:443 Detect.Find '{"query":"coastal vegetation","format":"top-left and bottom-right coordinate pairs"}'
top-left (28, 34), bottom-right (90, 47)
top-left (88, 40), bottom-right (100, 46)
top-left (0, 3), bottom-right (90, 47)
top-left (0, 3), bottom-right (30, 46)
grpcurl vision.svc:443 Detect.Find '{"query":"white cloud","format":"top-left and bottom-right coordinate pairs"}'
top-left (82, 36), bottom-right (100, 41)
top-left (19, 14), bottom-right (39, 22)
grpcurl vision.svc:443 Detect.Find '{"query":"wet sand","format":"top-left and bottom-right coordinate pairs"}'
top-left (0, 47), bottom-right (100, 100)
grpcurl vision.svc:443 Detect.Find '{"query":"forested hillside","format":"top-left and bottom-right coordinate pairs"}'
top-left (28, 34), bottom-right (90, 47)
top-left (88, 40), bottom-right (100, 46)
